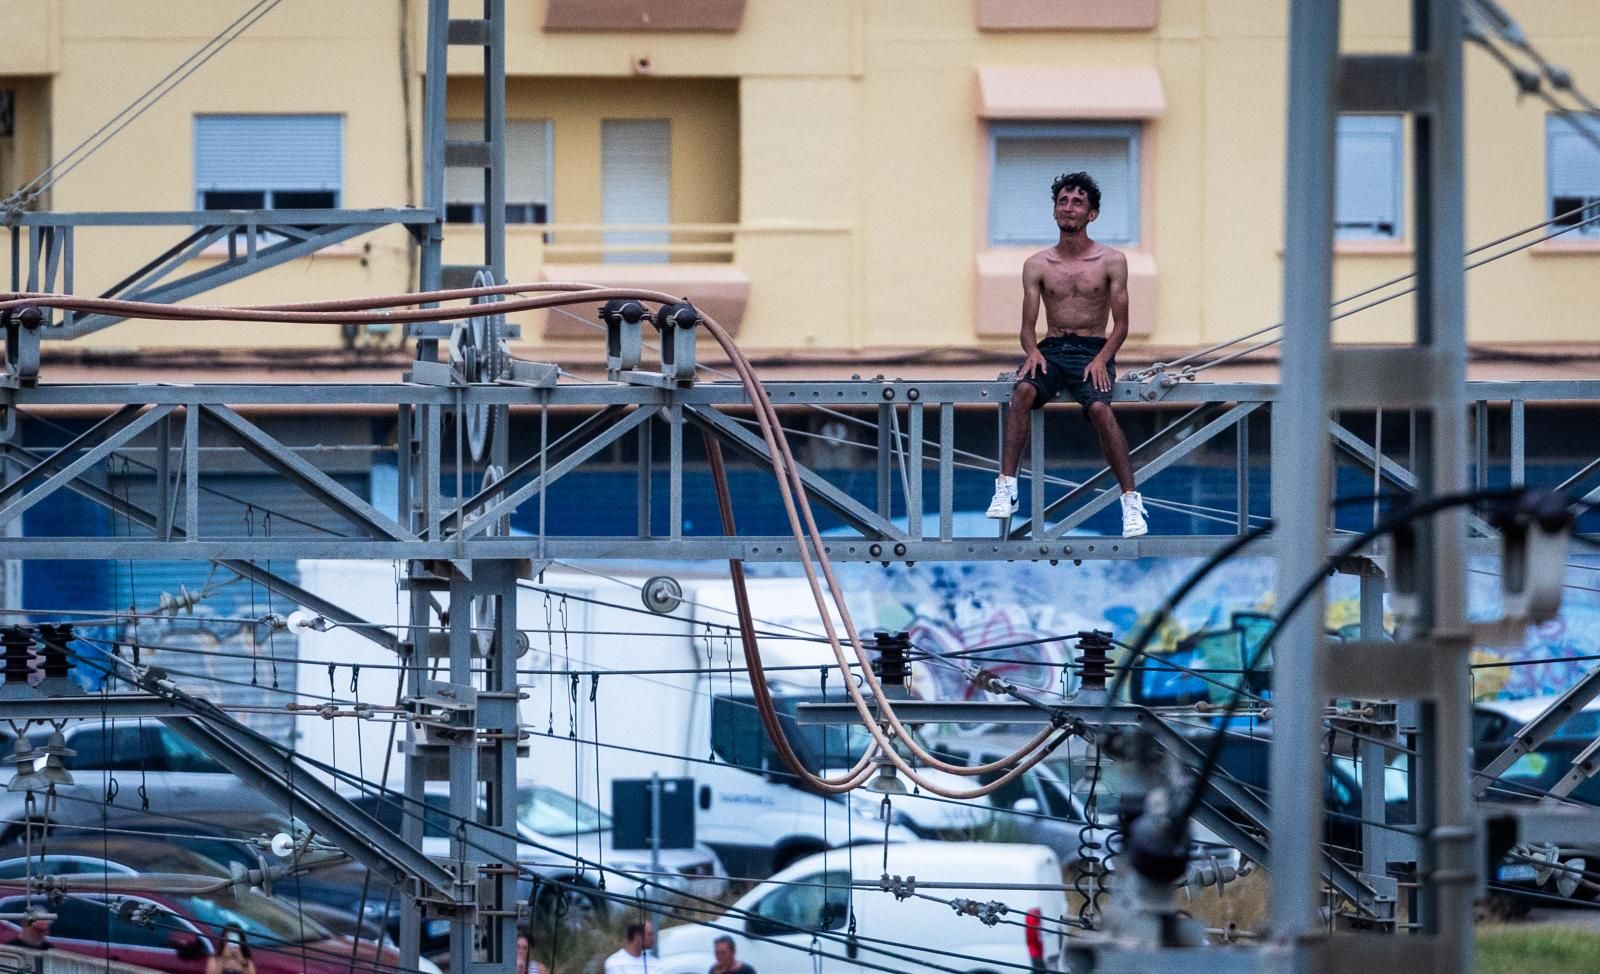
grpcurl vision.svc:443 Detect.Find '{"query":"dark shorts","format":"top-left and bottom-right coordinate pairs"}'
top-left (1018, 334), bottom-right (1115, 417)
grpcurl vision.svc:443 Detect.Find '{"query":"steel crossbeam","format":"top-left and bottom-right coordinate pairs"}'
top-left (3, 378), bottom-right (1598, 562)
top-left (9, 210), bottom-right (437, 339)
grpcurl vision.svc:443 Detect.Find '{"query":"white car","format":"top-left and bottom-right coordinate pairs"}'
top-left (656, 842), bottom-right (1068, 973)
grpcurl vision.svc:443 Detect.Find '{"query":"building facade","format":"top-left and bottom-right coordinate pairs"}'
top-left (3, 0), bottom-right (1598, 368)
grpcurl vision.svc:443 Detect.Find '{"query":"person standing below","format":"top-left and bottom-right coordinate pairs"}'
top-left (986, 171), bottom-right (1148, 539)
top-left (603, 920), bottom-right (655, 974)
top-left (708, 935), bottom-right (755, 974)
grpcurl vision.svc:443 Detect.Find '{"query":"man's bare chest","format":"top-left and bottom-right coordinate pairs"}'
top-left (1041, 264), bottom-right (1109, 303)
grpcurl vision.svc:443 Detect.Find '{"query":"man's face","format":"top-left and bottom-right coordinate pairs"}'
top-left (1054, 187), bottom-right (1097, 232)
top-left (637, 922), bottom-right (655, 949)
top-left (714, 941), bottom-right (735, 966)
top-left (26, 919), bottom-right (49, 940)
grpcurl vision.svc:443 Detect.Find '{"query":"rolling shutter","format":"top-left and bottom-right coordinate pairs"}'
top-left (601, 119), bottom-right (671, 264)
top-left (194, 115), bottom-right (342, 196)
top-left (990, 125), bottom-right (1137, 245)
top-left (1335, 115), bottom-right (1403, 239)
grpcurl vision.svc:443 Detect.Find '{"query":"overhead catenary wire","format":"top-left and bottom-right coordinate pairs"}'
top-left (1, 0), bottom-right (285, 218)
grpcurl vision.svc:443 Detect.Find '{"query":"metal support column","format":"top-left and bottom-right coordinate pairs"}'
top-left (469, 560), bottom-right (521, 974)
top-left (1358, 571), bottom-right (1394, 883)
top-left (1267, 0), bottom-right (1340, 943)
top-left (1411, 4), bottom-right (1473, 966)
top-left (447, 571), bottom-right (482, 974)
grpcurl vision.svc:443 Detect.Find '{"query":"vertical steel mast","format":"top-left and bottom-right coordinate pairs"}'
top-left (1270, 0), bottom-right (1472, 968)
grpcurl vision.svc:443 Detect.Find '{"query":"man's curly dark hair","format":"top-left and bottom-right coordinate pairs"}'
top-left (1050, 171), bottom-right (1101, 211)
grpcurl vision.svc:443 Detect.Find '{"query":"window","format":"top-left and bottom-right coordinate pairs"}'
top-left (31, 895), bottom-right (194, 950)
top-left (710, 696), bottom-right (764, 768)
top-left (518, 785), bottom-right (610, 837)
top-left (1336, 115), bottom-right (1403, 240)
top-left (67, 723), bottom-right (166, 772)
top-left (194, 115), bottom-right (342, 211)
top-left (445, 119), bottom-right (551, 225)
top-left (989, 122), bottom-right (1139, 246)
top-left (160, 728), bottom-right (228, 774)
top-left (746, 870), bottom-right (850, 937)
top-left (1548, 115), bottom-right (1600, 236)
top-left (601, 119), bottom-right (671, 264)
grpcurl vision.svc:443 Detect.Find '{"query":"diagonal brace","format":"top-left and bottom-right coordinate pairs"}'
top-left (456, 405), bottom-right (659, 540)
top-left (438, 404), bottom-right (628, 536)
top-left (0, 441), bottom-right (402, 654)
top-left (686, 404), bottom-right (908, 541)
top-left (1474, 663), bottom-right (1600, 798)
top-left (1330, 421), bottom-right (1495, 537)
top-left (1009, 402), bottom-right (1236, 539)
top-left (1040, 402), bottom-right (1261, 539)
top-left (202, 404), bottom-right (417, 542)
top-left (0, 405), bottom-right (174, 529)
top-left (0, 404), bottom-right (143, 508)
top-left (160, 714), bottom-right (454, 897)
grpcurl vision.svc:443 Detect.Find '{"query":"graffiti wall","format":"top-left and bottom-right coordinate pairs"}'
top-left (798, 554), bottom-right (1600, 704)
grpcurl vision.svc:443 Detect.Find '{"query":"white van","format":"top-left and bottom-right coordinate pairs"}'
top-left (655, 841), bottom-right (1069, 973)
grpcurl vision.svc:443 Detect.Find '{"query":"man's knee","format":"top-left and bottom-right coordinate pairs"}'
top-left (1085, 400), bottom-right (1112, 420)
top-left (1011, 382), bottom-right (1037, 409)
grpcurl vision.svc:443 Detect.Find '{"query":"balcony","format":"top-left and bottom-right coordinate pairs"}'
top-left (441, 220), bottom-right (856, 346)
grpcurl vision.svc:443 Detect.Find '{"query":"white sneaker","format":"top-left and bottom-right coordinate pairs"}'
top-left (1121, 491), bottom-right (1149, 538)
top-left (986, 477), bottom-right (1019, 519)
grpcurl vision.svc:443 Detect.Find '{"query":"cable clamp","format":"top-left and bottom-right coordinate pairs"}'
top-left (877, 872), bottom-right (916, 900)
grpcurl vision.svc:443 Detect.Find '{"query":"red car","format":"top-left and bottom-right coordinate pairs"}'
top-left (0, 882), bottom-right (406, 974)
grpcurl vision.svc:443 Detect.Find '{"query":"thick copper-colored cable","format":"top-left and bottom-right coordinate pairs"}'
top-left (13, 285), bottom-right (1064, 798)
top-left (705, 431), bottom-right (873, 793)
top-left (700, 312), bottom-right (1063, 792)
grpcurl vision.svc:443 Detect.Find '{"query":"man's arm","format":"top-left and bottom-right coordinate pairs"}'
top-left (1084, 250), bottom-right (1130, 393)
top-left (1018, 256), bottom-right (1046, 379)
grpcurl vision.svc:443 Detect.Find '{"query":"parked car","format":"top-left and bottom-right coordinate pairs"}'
top-left (928, 734), bottom-right (1240, 871)
top-left (348, 780), bottom-right (727, 928)
top-left (0, 881), bottom-right (412, 974)
top-left (655, 842), bottom-right (1068, 973)
top-left (0, 720), bottom-right (273, 844)
top-left (0, 830), bottom-right (400, 948)
top-left (1473, 694), bottom-right (1600, 751)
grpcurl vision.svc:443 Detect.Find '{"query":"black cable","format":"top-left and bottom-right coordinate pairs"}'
top-left (1175, 488), bottom-right (1521, 827)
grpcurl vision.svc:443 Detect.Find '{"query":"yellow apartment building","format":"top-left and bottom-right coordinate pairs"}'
top-left (2, 0), bottom-right (1598, 374)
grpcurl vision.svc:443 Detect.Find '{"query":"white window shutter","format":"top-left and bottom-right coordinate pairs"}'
top-left (990, 128), bottom-right (1136, 246)
top-left (1335, 115), bottom-right (1402, 239)
top-left (1549, 116), bottom-right (1600, 198)
top-left (601, 119), bottom-right (671, 264)
top-left (194, 115), bottom-right (342, 193)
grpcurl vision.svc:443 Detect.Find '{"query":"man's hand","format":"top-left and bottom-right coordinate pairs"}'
top-left (1020, 349), bottom-right (1047, 380)
top-left (1084, 356), bottom-right (1111, 393)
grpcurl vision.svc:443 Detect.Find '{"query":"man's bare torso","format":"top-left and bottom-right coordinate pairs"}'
top-left (1030, 243), bottom-right (1119, 338)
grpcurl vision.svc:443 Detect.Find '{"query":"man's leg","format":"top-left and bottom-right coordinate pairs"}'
top-left (1085, 401), bottom-right (1134, 492)
top-left (1001, 382), bottom-right (1038, 478)
top-left (987, 382), bottom-right (1037, 518)
top-left (1087, 401), bottom-right (1148, 537)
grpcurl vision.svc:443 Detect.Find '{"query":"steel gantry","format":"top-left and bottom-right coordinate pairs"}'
top-left (1, 375), bottom-right (1590, 564)
top-left (5, 0), bottom-right (1600, 971)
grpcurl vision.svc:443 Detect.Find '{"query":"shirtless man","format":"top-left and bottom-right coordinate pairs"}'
top-left (985, 171), bottom-right (1147, 538)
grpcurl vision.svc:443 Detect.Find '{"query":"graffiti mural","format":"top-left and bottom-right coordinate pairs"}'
top-left (803, 554), bottom-right (1600, 705)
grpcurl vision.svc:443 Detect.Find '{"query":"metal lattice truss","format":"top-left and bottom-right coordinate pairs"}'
top-left (0, 376), bottom-right (1591, 564)
top-left (8, 210), bottom-right (436, 344)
